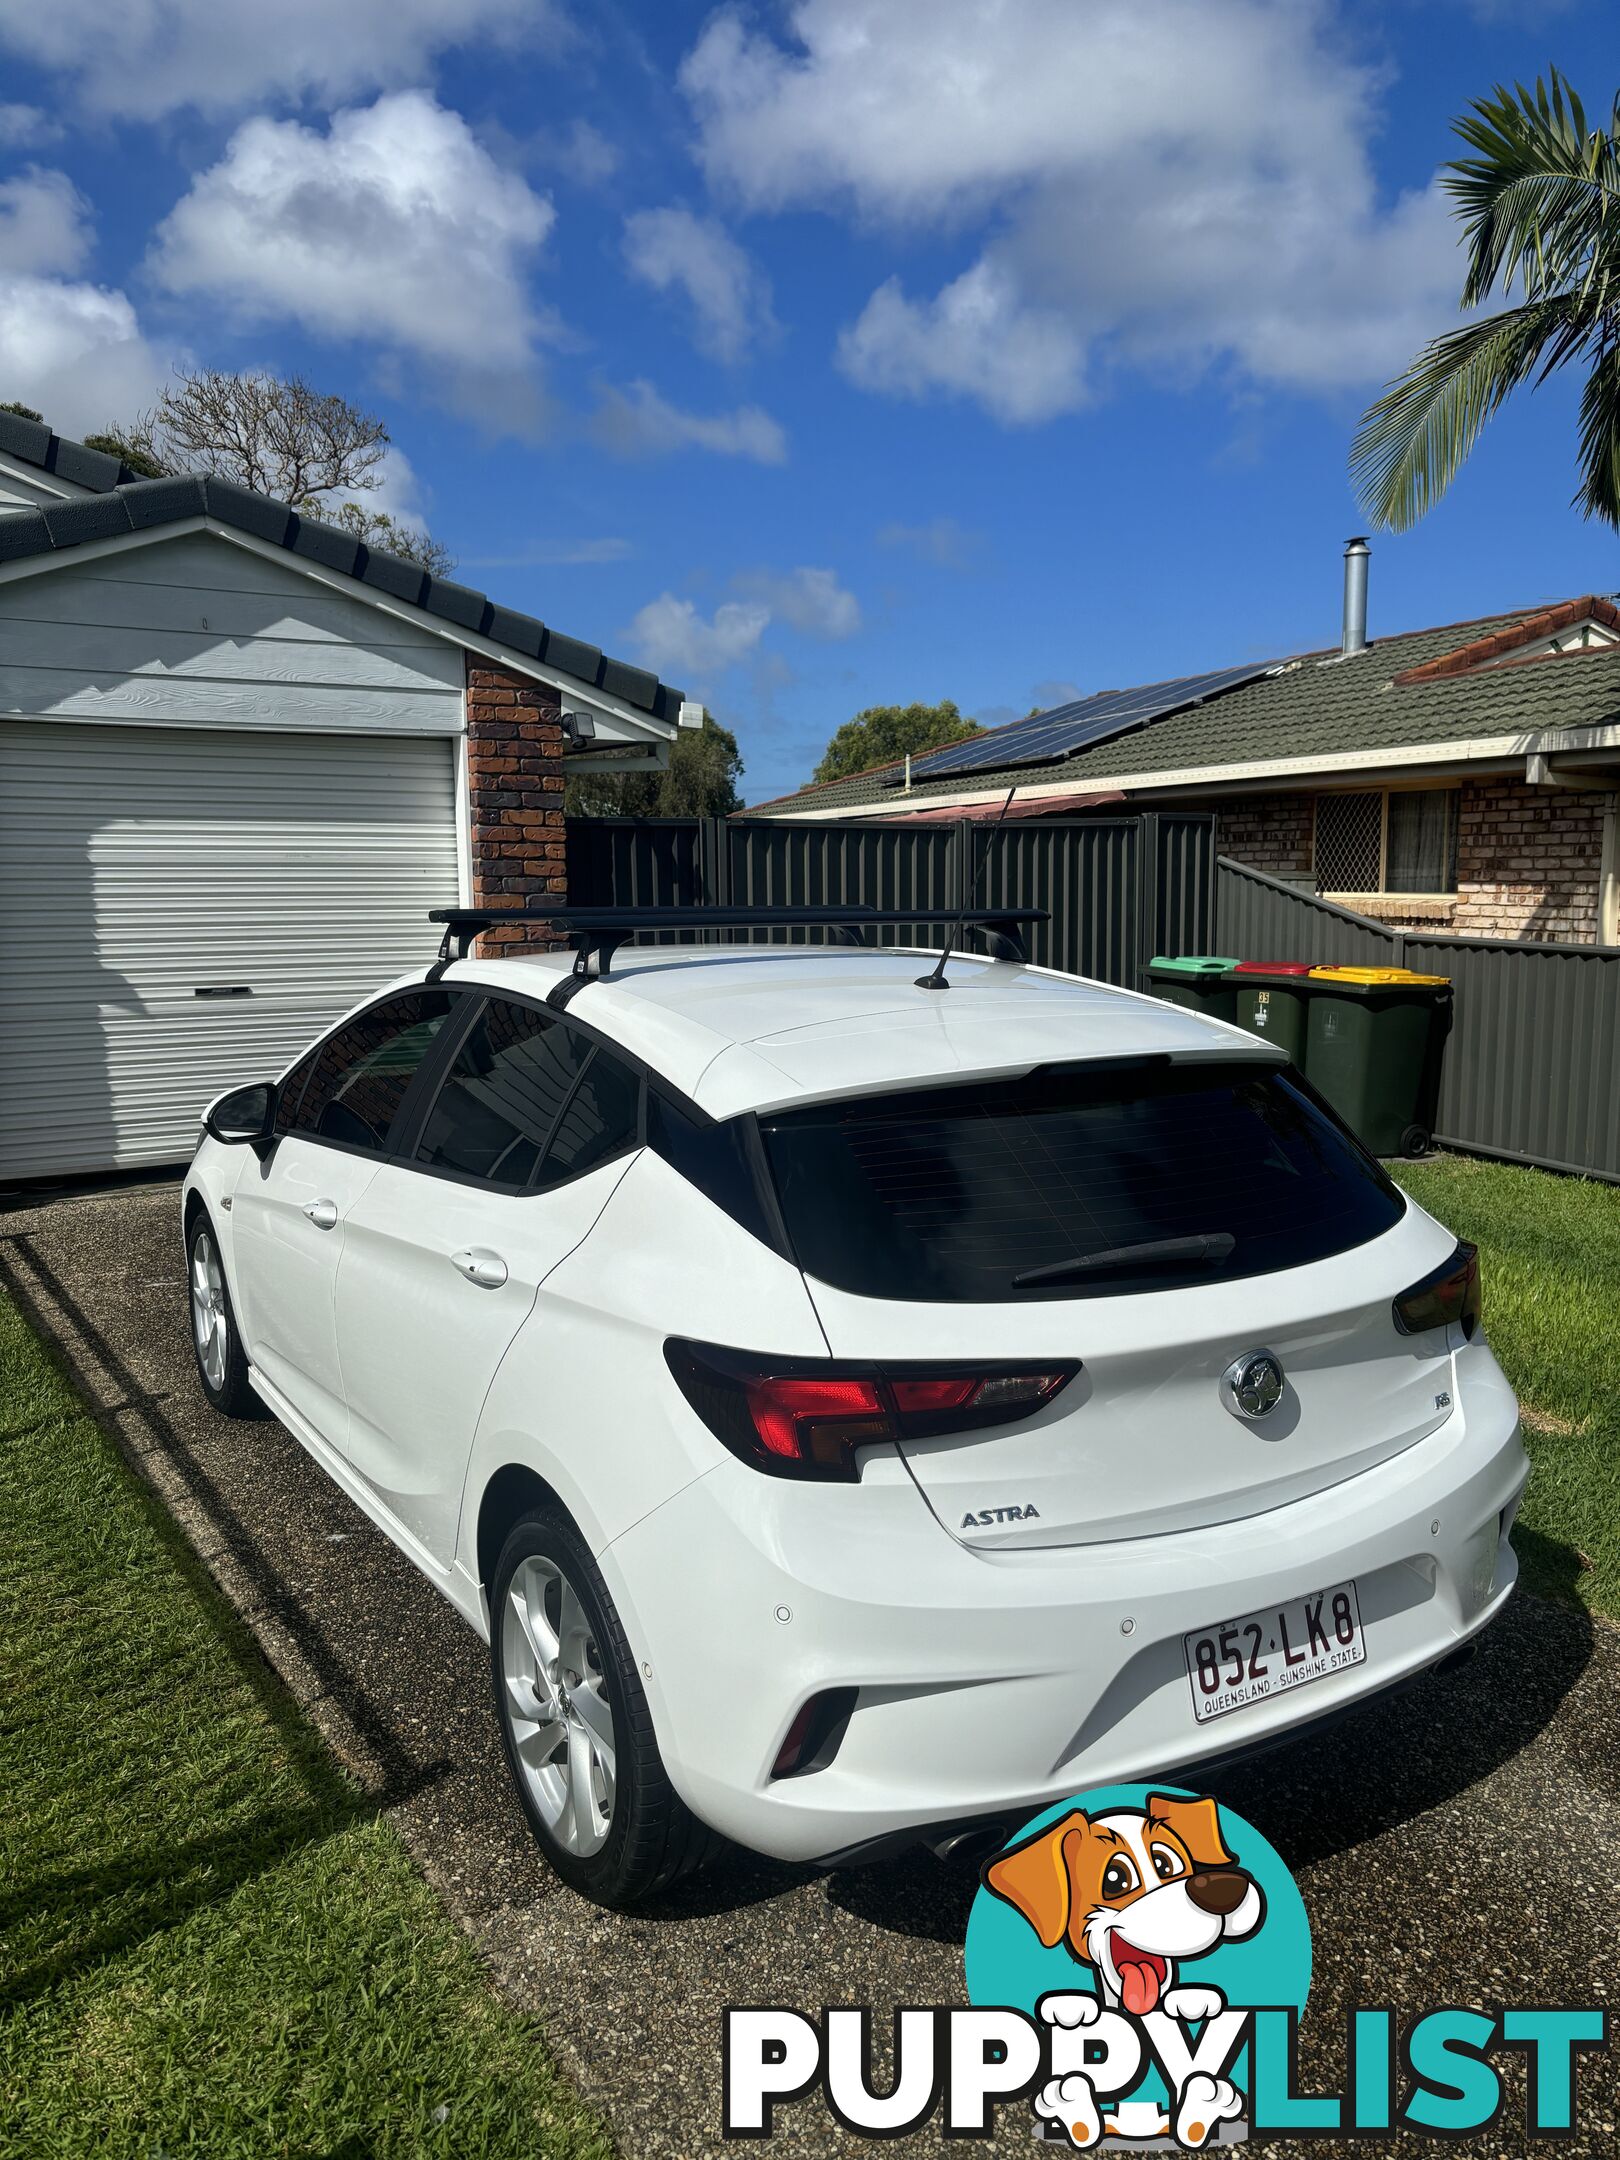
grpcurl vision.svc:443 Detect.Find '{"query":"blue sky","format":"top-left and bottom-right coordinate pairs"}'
top-left (1, 0), bottom-right (1615, 802)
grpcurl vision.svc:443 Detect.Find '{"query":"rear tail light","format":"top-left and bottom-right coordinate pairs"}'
top-left (1394, 1241), bottom-right (1480, 1340)
top-left (664, 1340), bottom-right (1078, 1481)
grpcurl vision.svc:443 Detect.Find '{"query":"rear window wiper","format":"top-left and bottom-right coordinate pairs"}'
top-left (1011, 1231), bottom-right (1236, 1288)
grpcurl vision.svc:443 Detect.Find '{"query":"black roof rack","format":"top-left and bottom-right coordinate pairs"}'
top-left (426, 903), bottom-right (1047, 980)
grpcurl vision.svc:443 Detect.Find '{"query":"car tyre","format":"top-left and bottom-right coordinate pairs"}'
top-left (187, 1210), bottom-right (259, 1418)
top-left (490, 1507), bottom-right (722, 1906)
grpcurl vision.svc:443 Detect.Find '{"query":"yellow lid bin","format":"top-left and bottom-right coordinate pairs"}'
top-left (1309, 965), bottom-right (1450, 987)
top-left (1304, 965), bottom-right (1454, 1157)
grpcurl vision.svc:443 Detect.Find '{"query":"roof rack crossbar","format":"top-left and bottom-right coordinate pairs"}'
top-left (426, 904), bottom-right (1046, 979)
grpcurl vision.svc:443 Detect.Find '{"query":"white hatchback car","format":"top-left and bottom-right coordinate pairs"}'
top-left (184, 905), bottom-right (1527, 1906)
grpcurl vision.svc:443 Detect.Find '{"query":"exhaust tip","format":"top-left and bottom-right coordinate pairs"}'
top-left (927, 1823), bottom-right (1014, 1867)
top-left (1433, 1644), bottom-right (1477, 1681)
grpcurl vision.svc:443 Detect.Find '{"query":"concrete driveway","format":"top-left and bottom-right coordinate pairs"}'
top-left (3, 1178), bottom-right (1616, 2157)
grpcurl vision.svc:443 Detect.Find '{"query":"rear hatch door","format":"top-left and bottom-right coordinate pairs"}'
top-left (758, 1056), bottom-right (1459, 1549)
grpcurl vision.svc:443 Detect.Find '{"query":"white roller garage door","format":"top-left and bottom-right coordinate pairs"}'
top-left (0, 721), bottom-right (460, 1180)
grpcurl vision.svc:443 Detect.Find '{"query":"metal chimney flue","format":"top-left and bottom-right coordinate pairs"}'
top-left (1342, 535), bottom-right (1370, 657)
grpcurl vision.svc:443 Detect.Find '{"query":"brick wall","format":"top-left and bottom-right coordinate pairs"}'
top-left (1208, 776), bottom-right (1615, 944)
top-left (1451, 775), bottom-right (1615, 942)
top-left (465, 657), bottom-right (567, 949)
top-left (1211, 794), bottom-right (1314, 877)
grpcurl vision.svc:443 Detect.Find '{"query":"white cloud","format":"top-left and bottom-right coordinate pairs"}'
top-left (544, 118), bottom-right (620, 187)
top-left (877, 515), bottom-right (981, 570)
top-left (627, 593), bottom-right (771, 678)
top-left (0, 102), bottom-right (61, 147)
top-left (0, 273), bottom-right (169, 434)
top-left (838, 262), bottom-right (1086, 423)
top-left (148, 92), bottom-right (556, 431)
top-left (0, 164), bottom-right (169, 431)
top-left (0, 0), bottom-right (563, 120)
top-left (733, 564), bottom-right (860, 638)
top-left (463, 536), bottom-right (633, 568)
top-left (591, 379), bottom-right (787, 462)
top-left (627, 562), bottom-right (861, 683)
top-left (0, 168), bottom-right (93, 276)
top-left (680, 0), bottom-right (1467, 419)
top-left (621, 206), bottom-right (775, 361)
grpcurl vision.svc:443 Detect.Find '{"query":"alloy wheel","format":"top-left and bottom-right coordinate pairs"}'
top-left (190, 1229), bottom-right (229, 1391)
top-left (502, 1553), bottom-right (616, 1857)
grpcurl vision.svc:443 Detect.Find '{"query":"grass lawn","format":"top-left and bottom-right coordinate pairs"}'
top-left (0, 1285), bottom-right (612, 2160)
top-left (1394, 1152), bottom-right (1620, 1624)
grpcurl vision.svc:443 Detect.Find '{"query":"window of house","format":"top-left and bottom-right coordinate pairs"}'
top-left (1314, 789), bottom-right (1457, 896)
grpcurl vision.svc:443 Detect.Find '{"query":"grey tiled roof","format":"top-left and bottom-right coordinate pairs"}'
top-left (752, 601), bottom-right (1620, 815)
top-left (0, 409), bottom-right (684, 722)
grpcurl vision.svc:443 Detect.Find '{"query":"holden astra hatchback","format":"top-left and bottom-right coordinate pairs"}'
top-left (183, 906), bottom-right (1526, 1907)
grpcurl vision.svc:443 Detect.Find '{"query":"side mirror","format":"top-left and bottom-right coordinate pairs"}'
top-left (203, 1081), bottom-right (277, 1145)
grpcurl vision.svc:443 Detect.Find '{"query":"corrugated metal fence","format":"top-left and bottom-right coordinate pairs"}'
top-left (566, 812), bottom-right (1216, 985)
top-left (1216, 857), bottom-right (1620, 1180)
top-left (565, 820), bottom-right (1620, 1180)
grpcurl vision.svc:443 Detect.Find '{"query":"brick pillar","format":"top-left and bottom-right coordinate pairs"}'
top-left (465, 658), bottom-right (567, 948)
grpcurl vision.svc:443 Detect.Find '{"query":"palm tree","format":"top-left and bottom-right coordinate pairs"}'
top-left (1352, 70), bottom-right (1620, 530)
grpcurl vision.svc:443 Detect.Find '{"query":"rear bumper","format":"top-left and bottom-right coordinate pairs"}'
top-left (602, 1340), bottom-right (1527, 1864)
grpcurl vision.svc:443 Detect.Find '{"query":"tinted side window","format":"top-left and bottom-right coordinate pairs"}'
top-left (293, 991), bottom-right (454, 1154)
top-left (646, 1091), bottom-right (778, 1247)
top-left (416, 999), bottom-right (590, 1187)
top-left (539, 1044), bottom-right (641, 1186)
top-left (273, 1044), bottom-right (321, 1136)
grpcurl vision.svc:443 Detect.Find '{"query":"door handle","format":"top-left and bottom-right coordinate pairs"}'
top-left (301, 1198), bottom-right (339, 1230)
top-left (451, 1247), bottom-right (508, 1290)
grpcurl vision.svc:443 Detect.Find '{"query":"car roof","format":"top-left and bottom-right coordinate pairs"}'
top-left (428, 944), bottom-right (1276, 1119)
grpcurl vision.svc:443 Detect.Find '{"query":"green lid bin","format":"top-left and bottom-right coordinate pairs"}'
top-left (1232, 962), bottom-right (1315, 1065)
top-left (1146, 955), bottom-right (1239, 1023)
top-left (1305, 967), bottom-right (1453, 1158)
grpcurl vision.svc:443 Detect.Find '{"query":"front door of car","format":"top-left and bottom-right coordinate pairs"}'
top-left (332, 997), bottom-right (644, 1566)
top-left (230, 987), bottom-right (459, 1444)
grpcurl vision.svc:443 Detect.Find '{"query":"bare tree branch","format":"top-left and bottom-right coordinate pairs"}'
top-left (152, 369), bottom-right (389, 508)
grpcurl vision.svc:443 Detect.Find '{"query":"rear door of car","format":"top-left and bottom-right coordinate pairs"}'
top-left (231, 987), bottom-right (459, 1442)
top-left (759, 1057), bottom-right (1459, 1549)
top-left (330, 995), bottom-right (644, 1565)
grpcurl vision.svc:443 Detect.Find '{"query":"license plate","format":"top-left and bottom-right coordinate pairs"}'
top-left (1183, 1581), bottom-right (1365, 1723)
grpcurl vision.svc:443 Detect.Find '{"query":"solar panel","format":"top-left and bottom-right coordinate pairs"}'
top-left (899, 660), bottom-right (1280, 782)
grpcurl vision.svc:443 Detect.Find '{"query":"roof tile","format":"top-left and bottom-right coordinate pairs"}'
top-left (420, 573), bottom-right (491, 633)
top-left (202, 476), bottom-right (292, 545)
top-left (123, 474), bottom-right (207, 527)
top-left (41, 493), bottom-right (133, 548)
top-left (289, 511), bottom-right (363, 577)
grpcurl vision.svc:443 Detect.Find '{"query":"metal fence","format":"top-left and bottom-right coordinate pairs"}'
top-left (566, 812), bottom-right (1216, 985)
top-left (565, 819), bottom-right (1620, 1181)
top-left (1216, 856), bottom-right (1620, 1181)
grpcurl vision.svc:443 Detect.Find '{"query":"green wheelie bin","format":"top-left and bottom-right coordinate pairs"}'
top-left (1146, 954), bottom-right (1239, 1024)
top-left (1232, 961), bottom-right (1314, 1065)
top-left (1305, 966), bottom-right (1453, 1158)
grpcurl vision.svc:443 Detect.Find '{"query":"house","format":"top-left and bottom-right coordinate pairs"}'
top-left (0, 409), bottom-right (698, 1182)
top-left (749, 543), bottom-right (1620, 950)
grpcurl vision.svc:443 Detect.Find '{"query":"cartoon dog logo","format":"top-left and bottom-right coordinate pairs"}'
top-left (982, 1792), bottom-right (1265, 2149)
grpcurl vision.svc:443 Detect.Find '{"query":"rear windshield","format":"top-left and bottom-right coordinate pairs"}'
top-left (760, 1060), bottom-right (1404, 1302)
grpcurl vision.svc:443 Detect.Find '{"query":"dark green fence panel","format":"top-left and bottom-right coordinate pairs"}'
top-left (1403, 933), bottom-right (1620, 1180)
top-left (565, 811), bottom-right (1214, 984)
top-left (1215, 856), bottom-right (1398, 968)
top-left (1212, 855), bottom-right (1620, 1180)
